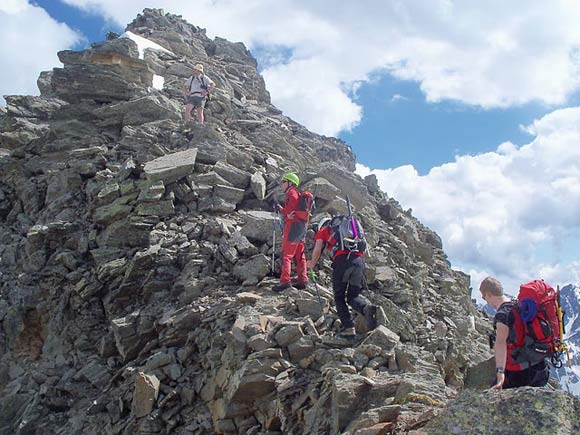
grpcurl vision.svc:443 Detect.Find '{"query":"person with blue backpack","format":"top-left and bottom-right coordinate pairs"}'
top-left (307, 208), bottom-right (379, 337)
top-left (480, 276), bottom-right (551, 389)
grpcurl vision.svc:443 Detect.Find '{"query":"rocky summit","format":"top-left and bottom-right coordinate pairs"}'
top-left (0, 8), bottom-right (577, 435)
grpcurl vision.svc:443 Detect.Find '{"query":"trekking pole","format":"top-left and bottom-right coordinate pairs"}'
top-left (309, 268), bottom-right (325, 319)
top-left (362, 273), bottom-right (373, 295)
top-left (345, 195), bottom-right (358, 238)
top-left (271, 203), bottom-right (277, 275)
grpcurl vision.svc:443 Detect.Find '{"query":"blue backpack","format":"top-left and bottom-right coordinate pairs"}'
top-left (329, 215), bottom-right (366, 257)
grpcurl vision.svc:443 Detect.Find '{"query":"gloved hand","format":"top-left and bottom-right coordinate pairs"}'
top-left (308, 269), bottom-right (318, 283)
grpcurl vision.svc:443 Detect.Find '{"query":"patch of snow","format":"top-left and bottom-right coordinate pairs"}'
top-left (566, 312), bottom-right (578, 339)
top-left (152, 75), bottom-right (165, 90)
top-left (560, 373), bottom-right (580, 396)
top-left (574, 284), bottom-right (580, 302)
top-left (120, 31), bottom-right (173, 59)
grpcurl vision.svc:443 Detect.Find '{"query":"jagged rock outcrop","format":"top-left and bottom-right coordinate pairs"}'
top-left (1, 7), bottom-right (567, 435)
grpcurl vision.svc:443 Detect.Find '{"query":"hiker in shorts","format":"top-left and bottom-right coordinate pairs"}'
top-left (480, 276), bottom-right (550, 389)
top-left (183, 63), bottom-right (215, 125)
top-left (272, 173), bottom-right (308, 292)
top-left (307, 217), bottom-right (378, 337)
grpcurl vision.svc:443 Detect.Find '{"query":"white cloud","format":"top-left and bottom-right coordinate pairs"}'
top-left (0, 0), bottom-right (83, 105)
top-left (56, 1), bottom-right (580, 135)
top-left (357, 107), bottom-right (580, 297)
top-left (391, 94), bottom-right (408, 103)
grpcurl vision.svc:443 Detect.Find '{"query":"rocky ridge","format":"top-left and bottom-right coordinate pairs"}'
top-left (2, 7), bottom-right (574, 435)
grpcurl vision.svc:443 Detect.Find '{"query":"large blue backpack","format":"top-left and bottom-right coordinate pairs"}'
top-left (329, 215), bottom-right (366, 257)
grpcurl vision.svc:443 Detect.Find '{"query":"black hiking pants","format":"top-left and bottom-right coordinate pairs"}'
top-left (332, 254), bottom-right (367, 329)
top-left (504, 360), bottom-right (550, 389)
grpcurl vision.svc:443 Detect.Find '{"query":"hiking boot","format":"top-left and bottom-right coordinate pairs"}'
top-left (339, 327), bottom-right (356, 337)
top-left (365, 305), bottom-right (379, 330)
top-left (272, 282), bottom-right (291, 293)
top-left (294, 282), bottom-right (307, 290)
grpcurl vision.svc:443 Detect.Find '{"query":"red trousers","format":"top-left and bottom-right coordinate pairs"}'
top-left (280, 239), bottom-right (307, 284)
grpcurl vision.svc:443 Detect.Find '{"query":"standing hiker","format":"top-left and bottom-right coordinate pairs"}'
top-left (183, 63), bottom-right (215, 126)
top-left (307, 216), bottom-right (378, 337)
top-left (480, 276), bottom-right (550, 389)
top-left (272, 173), bottom-right (308, 292)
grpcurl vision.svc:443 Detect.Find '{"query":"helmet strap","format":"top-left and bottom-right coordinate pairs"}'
top-left (282, 180), bottom-right (294, 193)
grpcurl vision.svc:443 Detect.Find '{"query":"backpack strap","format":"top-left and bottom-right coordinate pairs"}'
top-left (188, 75), bottom-right (205, 94)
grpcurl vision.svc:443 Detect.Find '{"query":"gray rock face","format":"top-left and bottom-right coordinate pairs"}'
top-left (94, 93), bottom-right (181, 126)
top-left (422, 388), bottom-right (580, 434)
top-left (0, 7), bottom-right (543, 435)
top-left (110, 310), bottom-right (155, 361)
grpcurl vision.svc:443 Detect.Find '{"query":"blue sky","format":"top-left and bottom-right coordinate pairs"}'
top-left (32, 0), bottom-right (113, 48)
top-left (340, 74), bottom-right (560, 174)
top-left (2, 1), bottom-right (580, 299)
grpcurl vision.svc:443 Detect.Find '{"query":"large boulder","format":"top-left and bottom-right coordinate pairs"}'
top-left (144, 148), bottom-right (198, 184)
top-left (214, 161), bottom-right (251, 189)
top-left (51, 46), bottom-right (153, 103)
top-left (50, 38), bottom-right (153, 102)
top-left (250, 171), bottom-right (267, 200)
top-left (132, 372), bottom-right (160, 418)
top-left (97, 219), bottom-right (152, 248)
top-left (421, 388), bottom-right (580, 434)
top-left (225, 358), bottom-right (281, 402)
top-left (233, 254), bottom-right (270, 284)
top-left (240, 211), bottom-right (276, 243)
top-left (214, 184), bottom-right (245, 205)
top-left (360, 326), bottom-right (400, 351)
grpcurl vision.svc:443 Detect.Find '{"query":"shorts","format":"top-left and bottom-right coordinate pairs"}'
top-left (185, 95), bottom-right (206, 109)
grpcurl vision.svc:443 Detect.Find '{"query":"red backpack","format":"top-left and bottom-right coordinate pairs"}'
top-left (294, 190), bottom-right (314, 222)
top-left (503, 280), bottom-right (563, 371)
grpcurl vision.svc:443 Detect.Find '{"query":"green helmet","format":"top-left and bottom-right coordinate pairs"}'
top-left (282, 172), bottom-right (300, 187)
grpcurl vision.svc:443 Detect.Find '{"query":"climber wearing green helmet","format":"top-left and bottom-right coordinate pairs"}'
top-left (282, 172), bottom-right (300, 187)
top-left (273, 172), bottom-right (308, 292)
